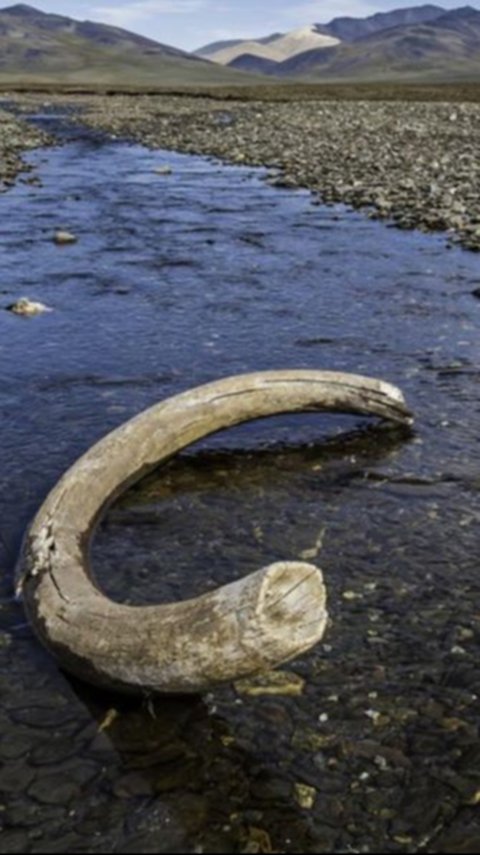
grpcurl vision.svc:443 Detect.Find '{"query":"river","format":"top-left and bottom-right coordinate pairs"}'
top-left (0, 107), bottom-right (479, 853)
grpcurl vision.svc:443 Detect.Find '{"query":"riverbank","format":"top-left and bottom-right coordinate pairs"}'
top-left (6, 92), bottom-right (480, 252)
top-left (0, 106), bottom-right (51, 190)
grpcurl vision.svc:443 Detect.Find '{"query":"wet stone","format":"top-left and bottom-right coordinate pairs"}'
top-left (27, 776), bottom-right (80, 805)
top-left (234, 671), bottom-right (305, 697)
top-left (152, 758), bottom-right (199, 794)
top-left (6, 297), bottom-right (52, 316)
top-left (10, 706), bottom-right (79, 729)
top-left (434, 824), bottom-right (480, 854)
top-left (256, 702), bottom-right (291, 727)
top-left (53, 230), bottom-right (77, 245)
top-left (121, 802), bottom-right (187, 852)
top-left (27, 763), bottom-right (97, 805)
top-left (294, 783), bottom-right (316, 810)
top-left (2, 803), bottom-right (67, 829)
top-left (0, 831), bottom-right (30, 854)
top-left (0, 763), bottom-right (36, 794)
top-left (250, 775), bottom-right (292, 803)
top-left (113, 772), bottom-right (154, 799)
top-left (30, 737), bottom-right (80, 766)
top-left (0, 733), bottom-right (35, 760)
top-left (30, 833), bottom-right (90, 854)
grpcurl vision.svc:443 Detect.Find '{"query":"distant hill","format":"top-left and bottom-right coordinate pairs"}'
top-left (196, 4), bottom-right (480, 82)
top-left (196, 25), bottom-right (340, 65)
top-left (228, 54), bottom-right (279, 74)
top-left (0, 3), bottom-right (265, 86)
top-left (315, 4), bottom-right (446, 41)
top-left (273, 6), bottom-right (480, 81)
top-left (196, 33), bottom-right (283, 58)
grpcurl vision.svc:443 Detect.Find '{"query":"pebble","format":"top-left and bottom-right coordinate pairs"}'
top-left (53, 230), bottom-right (77, 245)
top-left (293, 783), bottom-right (316, 810)
top-left (234, 670), bottom-right (305, 697)
top-left (7, 297), bottom-right (52, 316)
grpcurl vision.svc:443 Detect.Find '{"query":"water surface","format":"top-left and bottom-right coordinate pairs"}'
top-left (0, 109), bottom-right (479, 853)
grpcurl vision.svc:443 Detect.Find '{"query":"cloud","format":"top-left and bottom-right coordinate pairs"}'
top-left (280, 0), bottom-right (382, 25)
top-left (91, 0), bottom-right (208, 29)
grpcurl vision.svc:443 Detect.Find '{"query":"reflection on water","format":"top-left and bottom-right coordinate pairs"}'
top-left (0, 109), bottom-right (479, 852)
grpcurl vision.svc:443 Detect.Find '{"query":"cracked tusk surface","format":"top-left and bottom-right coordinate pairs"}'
top-left (15, 370), bottom-right (412, 694)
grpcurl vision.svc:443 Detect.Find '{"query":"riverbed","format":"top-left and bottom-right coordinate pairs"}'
top-left (0, 108), bottom-right (480, 853)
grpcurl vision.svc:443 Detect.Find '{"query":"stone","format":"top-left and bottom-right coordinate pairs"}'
top-left (0, 763), bottom-right (36, 793)
top-left (293, 783), bottom-right (316, 810)
top-left (7, 297), bottom-right (52, 316)
top-left (234, 670), bottom-right (305, 697)
top-left (53, 230), bottom-right (77, 245)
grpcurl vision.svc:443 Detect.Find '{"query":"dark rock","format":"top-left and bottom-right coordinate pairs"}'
top-left (0, 763), bottom-right (36, 794)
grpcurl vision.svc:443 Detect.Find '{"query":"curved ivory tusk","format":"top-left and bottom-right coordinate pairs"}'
top-left (16, 370), bottom-right (412, 695)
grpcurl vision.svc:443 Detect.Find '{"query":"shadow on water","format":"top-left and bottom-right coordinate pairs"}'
top-left (0, 105), bottom-right (480, 852)
top-left (93, 422), bottom-right (412, 606)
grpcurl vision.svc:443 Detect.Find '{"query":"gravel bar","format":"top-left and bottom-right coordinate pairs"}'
top-left (60, 94), bottom-right (480, 253)
top-left (0, 106), bottom-right (51, 190)
top-left (4, 94), bottom-right (480, 251)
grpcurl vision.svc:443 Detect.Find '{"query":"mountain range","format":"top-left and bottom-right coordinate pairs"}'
top-left (0, 3), bottom-right (479, 86)
top-left (0, 3), bottom-right (260, 85)
top-left (198, 5), bottom-right (480, 81)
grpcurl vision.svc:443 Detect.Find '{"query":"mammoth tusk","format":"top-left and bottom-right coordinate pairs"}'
top-left (15, 370), bottom-right (412, 695)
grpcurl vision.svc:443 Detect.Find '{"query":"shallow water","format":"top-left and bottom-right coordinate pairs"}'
top-left (0, 109), bottom-right (480, 853)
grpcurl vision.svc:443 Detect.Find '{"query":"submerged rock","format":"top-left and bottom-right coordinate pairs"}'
top-left (293, 783), bottom-right (317, 810)
top-left (7, 297), bottom-right (52, 316)
top-left (234, 670), bottom-right (305, 697)
top-left (53, 230), bottom-right (77, 245)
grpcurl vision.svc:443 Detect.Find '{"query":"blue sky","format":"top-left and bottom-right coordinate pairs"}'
top-left (12, 0), bottom-right (480, 50)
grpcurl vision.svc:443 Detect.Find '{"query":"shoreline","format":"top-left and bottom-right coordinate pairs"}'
top-left (3, 93), bottom-right (480, 252)
top-left (0, 106), bottom-right (51, 191)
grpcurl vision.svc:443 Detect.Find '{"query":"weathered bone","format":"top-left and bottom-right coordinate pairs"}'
top-left (15, 370), bottom-right (412, 695)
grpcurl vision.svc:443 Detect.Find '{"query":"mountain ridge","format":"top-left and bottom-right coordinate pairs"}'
top-left (198, 5), bottom-right (480, 82)
top-left (275, 6), bottom-right (480, 80)
top-left (0, 3), bottom-right (266, 85)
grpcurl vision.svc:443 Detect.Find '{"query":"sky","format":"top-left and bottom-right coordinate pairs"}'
top-left (9, 0), bottom-right (480, 51)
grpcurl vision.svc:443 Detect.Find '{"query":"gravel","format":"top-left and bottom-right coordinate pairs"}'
top-left (0, 107), bottom-right (51, 190)
top-left (47, 93), bottom-right (480, 253)
top-left (3, 94), bottom-right (480, 251)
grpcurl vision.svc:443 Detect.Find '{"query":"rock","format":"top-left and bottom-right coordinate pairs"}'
top-left (0, 763), bottom-right (36, 793)
top-left (7, 297), bottom-right (52, 316)
top-left (234, 670), bottom-right (305, 697)
top-left (113, 772), bottom-right (154, 798)
top-left (0, 831), bottom-right (29, 853)
top-left (293, 782), bottom-right (316, 810)
top-left (53, 230), bottom-right (77, 244)
top-left (242, 827), bottom-right (273, 854)
top-left (292, 729), bottom-right (336, 752)
top-left (472, 288), bottom-right (480, 299)
top-left (28, 764), bottom-right (96, 805)
top-left (250, 775), bottom-right (291, 802)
